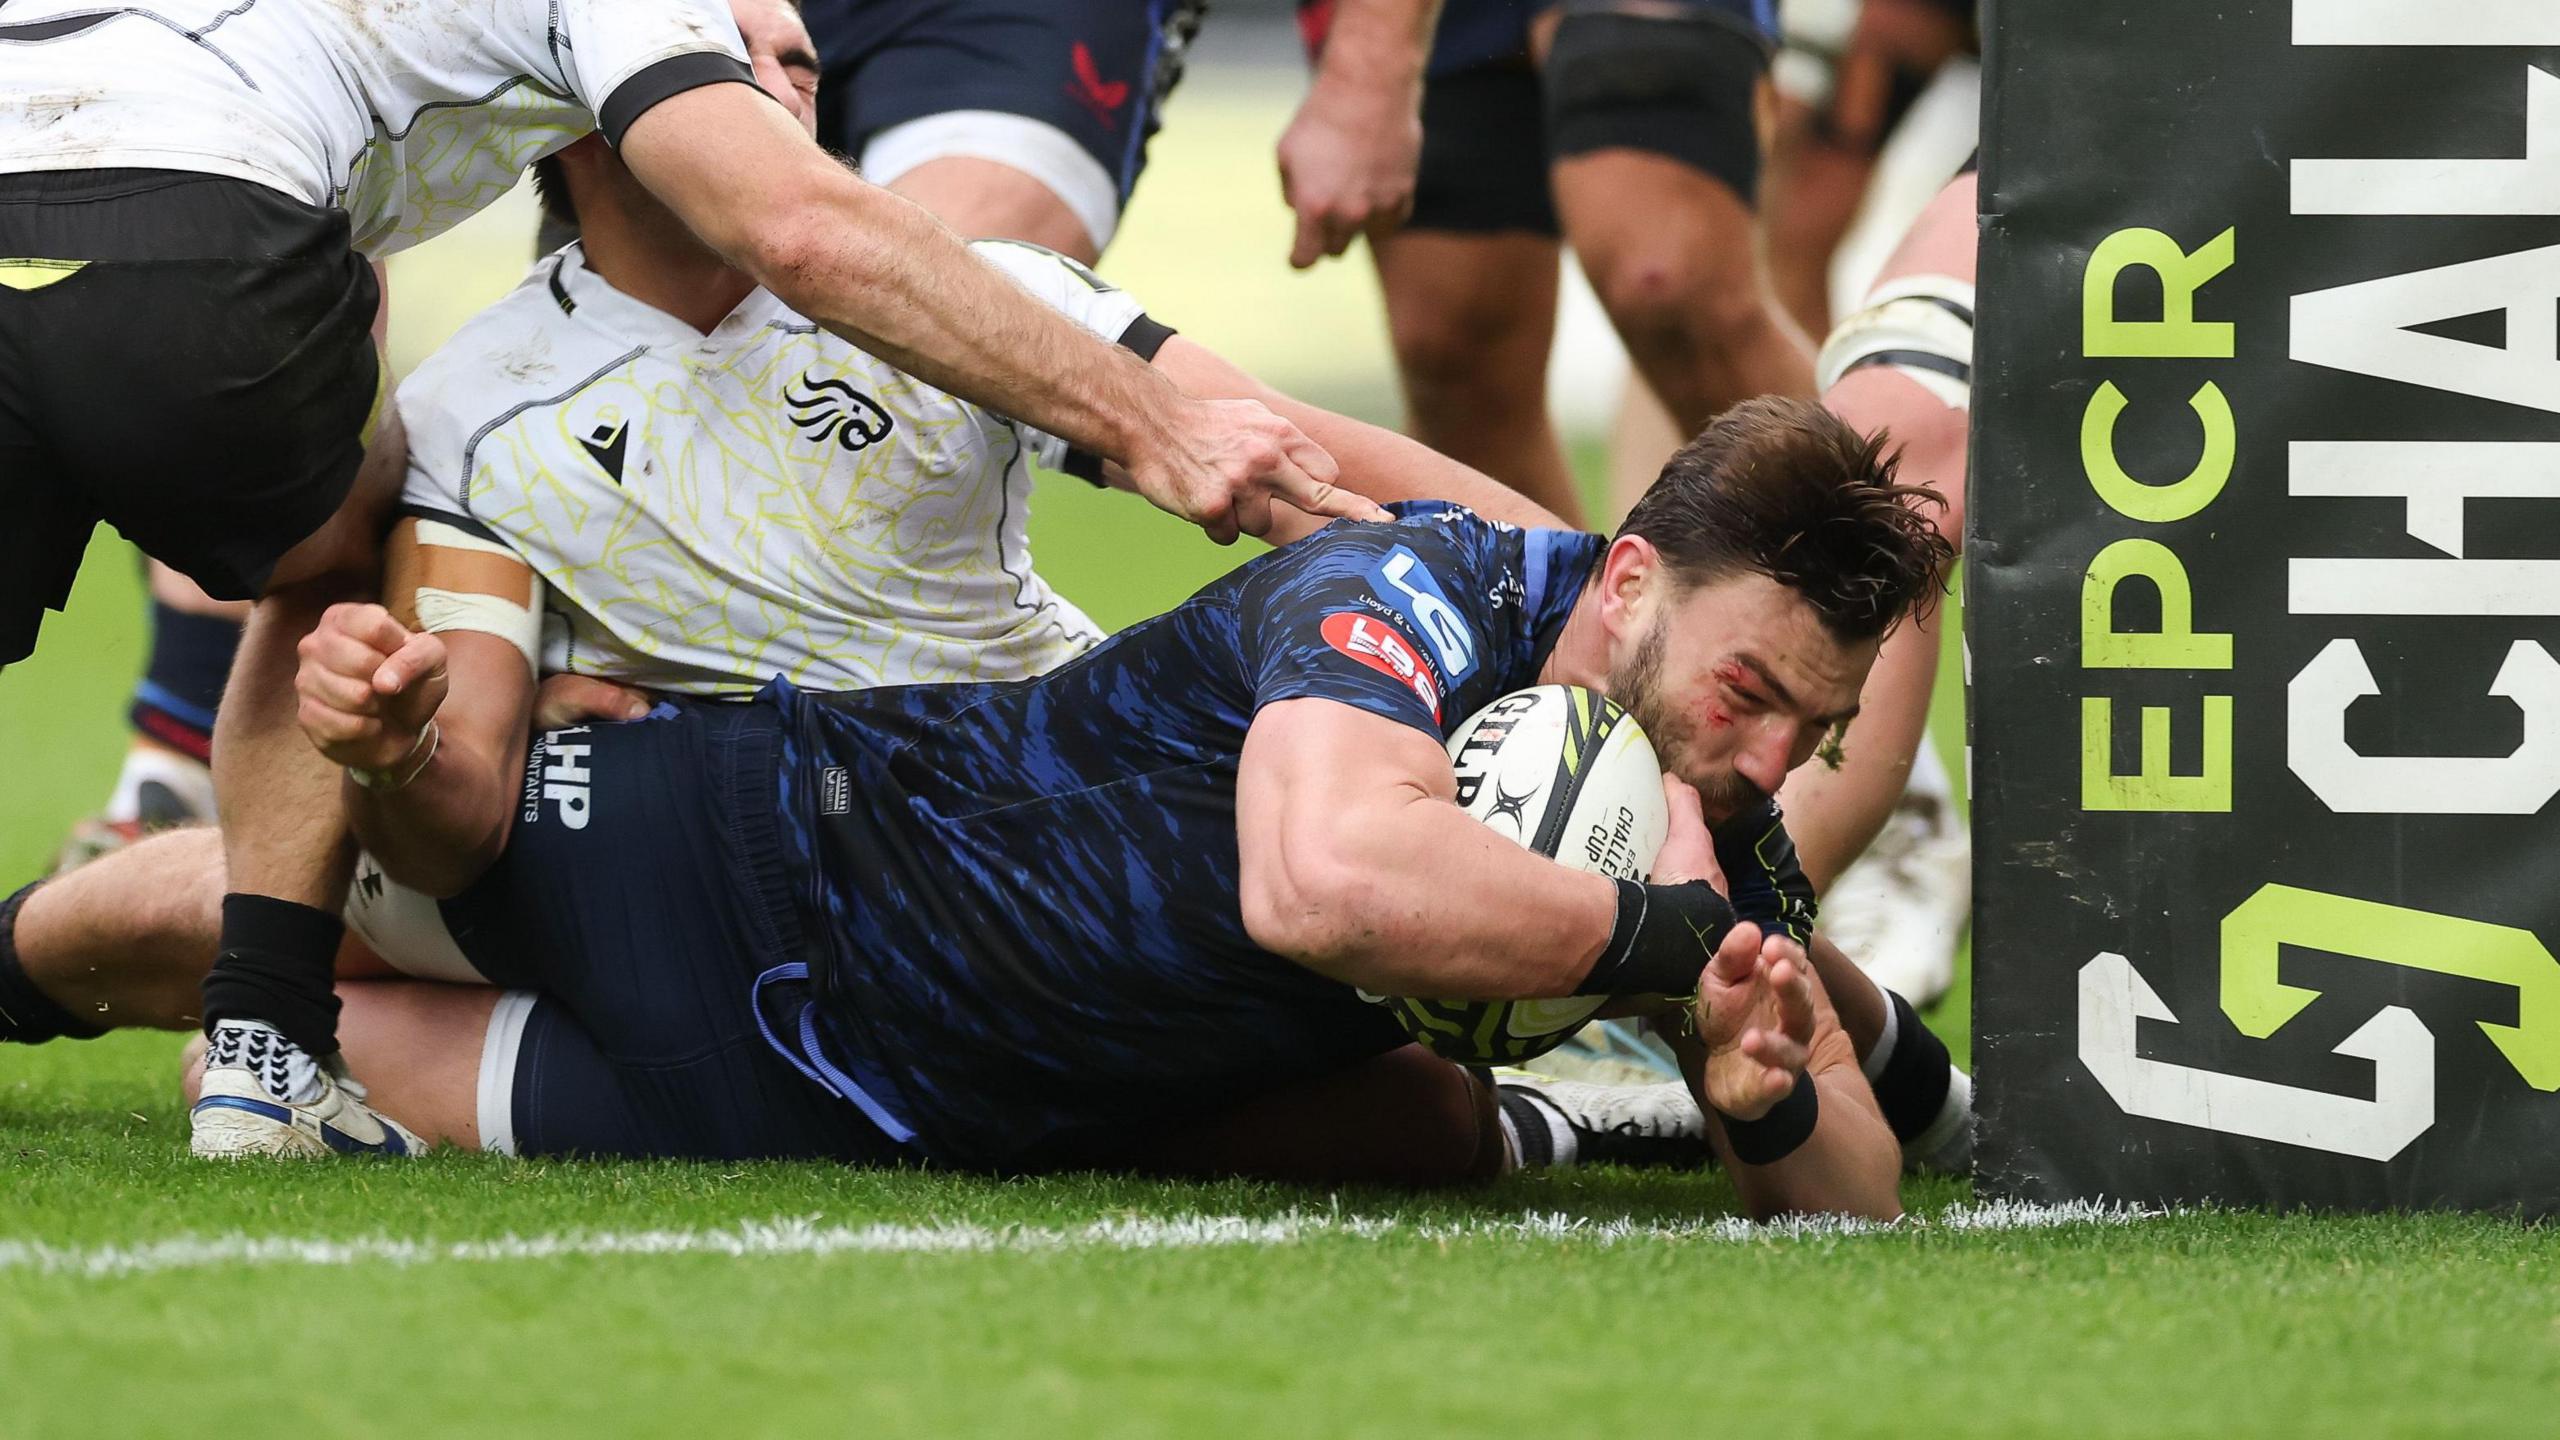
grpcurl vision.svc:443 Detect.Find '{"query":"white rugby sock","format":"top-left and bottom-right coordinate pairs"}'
top-left (1494, 1085), bottom-right (1581, 1169)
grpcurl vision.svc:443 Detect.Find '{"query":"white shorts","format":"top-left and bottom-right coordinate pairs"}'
top-left (343, 852), bottom-right (536, 1156)
top-left (859, 110), bottom-right (1123, 255)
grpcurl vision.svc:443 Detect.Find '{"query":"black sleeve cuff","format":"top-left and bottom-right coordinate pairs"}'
top-left (598, 51), bottom-right (758, 147)
top-left (1115, 313), bottom-right (1177, 362)
top-left (1062, 313), bottom-right (1179, 486)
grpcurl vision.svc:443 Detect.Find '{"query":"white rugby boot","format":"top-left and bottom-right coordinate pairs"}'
top-left (190, 1020), bottom-right (426, 1159)
top-left (1520, 1018), bottom-right (1685, 1087)
top-left (1820, 738), bottom-right (1970, 1007)
top-left (1495, 1072), bottom-right (1708, 1170)
top-left (1900, 1063), bottom-right (1974, 1177)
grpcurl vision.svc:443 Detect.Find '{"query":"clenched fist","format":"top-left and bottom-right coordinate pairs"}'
top-left (295, 603), bottom-right (449, 773)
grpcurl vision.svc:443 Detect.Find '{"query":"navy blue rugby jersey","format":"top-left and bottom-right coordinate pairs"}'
top-left (763, 502), bottom-right (1809, 1166)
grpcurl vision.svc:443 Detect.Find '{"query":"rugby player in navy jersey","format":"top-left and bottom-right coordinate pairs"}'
top-left (249, 397), bottom-right (1952, 1219)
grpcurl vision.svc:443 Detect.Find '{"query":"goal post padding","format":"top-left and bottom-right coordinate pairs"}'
top-left (1971, 0), bottom-right (2560, 1213)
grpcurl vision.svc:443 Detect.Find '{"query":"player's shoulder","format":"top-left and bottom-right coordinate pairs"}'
top-left (1253, 503), bottom-right (1523, 598)
top-left (396, 256), bottom-right (624, 438)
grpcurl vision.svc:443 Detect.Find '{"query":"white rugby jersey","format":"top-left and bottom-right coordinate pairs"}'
top-left (398, 240), bottom-right (1138, 695)
top-left (0, 0), bottom-right (749, 255)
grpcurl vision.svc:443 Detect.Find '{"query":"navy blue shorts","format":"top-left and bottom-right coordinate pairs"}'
top-left (438, 703), bottom-right (902, 1165)
top-left (806, 0), bottom-right (1205, 213)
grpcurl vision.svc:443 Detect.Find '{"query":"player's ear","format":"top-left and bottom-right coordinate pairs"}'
top-left (1598, 534), bottom-right (1660, 639)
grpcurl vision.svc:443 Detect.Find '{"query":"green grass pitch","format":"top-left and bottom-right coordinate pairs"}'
top-left (2, 78), bottom-right (2548, 1440)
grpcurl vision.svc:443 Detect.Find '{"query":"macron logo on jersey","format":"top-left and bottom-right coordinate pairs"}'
top-left (1367, 548), bottom-right (1477, 683)
top-left (1322, 611), bottom-right (1442, 720)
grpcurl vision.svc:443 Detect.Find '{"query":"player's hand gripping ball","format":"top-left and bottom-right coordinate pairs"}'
top-left (1364, 685), bottom-right (1670, 1063)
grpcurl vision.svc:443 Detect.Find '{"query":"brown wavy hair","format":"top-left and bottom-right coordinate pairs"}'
top-left (1615, 395), bottom-right (1954, 641)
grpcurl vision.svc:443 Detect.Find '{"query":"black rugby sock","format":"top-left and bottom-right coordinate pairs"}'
top-left (0, 880), bottom-right (103, 1045)
top-left (1494, 1084), bottom-right (1580, 1169)
top-left (1862, 989), bottom-right (1956, 1144)
top-left (201, 894), bottom-right (344, 1054)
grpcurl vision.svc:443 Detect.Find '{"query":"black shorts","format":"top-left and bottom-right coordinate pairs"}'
top-left (810, 0), bottom-right (1207, 213)
top-left (0, 169), bottom-right (378, 664)
top-left (1409, 58), bottom-right (1559, 235)
top-left (1404, 0), bottom-right (1775, 237)
top-left (439, 703), bottom-right (903, 1165)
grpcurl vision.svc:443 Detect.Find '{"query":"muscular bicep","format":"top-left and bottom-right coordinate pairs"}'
top-left (1237, 697), bottom-right (1457, 963)
top-left (1145, 337), bottom-right (1568, 543)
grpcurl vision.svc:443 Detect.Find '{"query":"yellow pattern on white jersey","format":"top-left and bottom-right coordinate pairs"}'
top-left (0, 0), bottom-right (745, 255)
top-left (400, 242), bottom-right (1125, 695)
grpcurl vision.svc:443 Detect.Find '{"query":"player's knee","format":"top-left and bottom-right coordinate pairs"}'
top-left (1384, 1061), bottom-right (1508, 1186)
top-left (1389, 303), bottom-right (1549, 422)
top-left (125, 827), bottom-right (229, 951)
top-left (1588, 248), bottom-right (1766, 356)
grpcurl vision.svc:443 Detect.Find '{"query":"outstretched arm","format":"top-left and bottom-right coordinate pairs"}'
top-left (1141, 337), bottom-right (1570, 541)
top-left (619, 86), bottom-right (1369, 545)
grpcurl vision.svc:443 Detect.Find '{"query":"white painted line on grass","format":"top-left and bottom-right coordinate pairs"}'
top-left (0, 1200), bottom-right (2158, 1279)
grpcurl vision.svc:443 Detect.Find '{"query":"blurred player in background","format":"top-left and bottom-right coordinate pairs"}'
top-left (1308, 0), bottom-right (1814, 527)
top-left (803, 0), bottom-right (1438, 267)
top-left (0, 0), bottom-right (1354, 1160)
top-left (1761, 0), bottom-right (1977, 338)
top-left (1775, 161), bottom-right (1973, 1003)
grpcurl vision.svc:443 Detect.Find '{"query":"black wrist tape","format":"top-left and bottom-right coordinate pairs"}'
top-left (1717, 1069), bottom-right (1820, 1166)
top-left (1575, 878), bottom-right (1736, 997)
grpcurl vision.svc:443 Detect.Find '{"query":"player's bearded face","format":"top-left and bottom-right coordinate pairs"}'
top-left (1607, 612), bottom-right (1769, 824)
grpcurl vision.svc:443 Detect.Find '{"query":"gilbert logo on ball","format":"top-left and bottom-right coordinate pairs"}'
top-left (1365, 686), bottom-right (1669, 1064)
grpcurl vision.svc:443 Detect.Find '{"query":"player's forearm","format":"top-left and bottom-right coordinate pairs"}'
top-left (1313, 0), bottom-right (1440, 99)
top-left (1260, 394), bottom-right (1564, 539)
top-left (1723, 1066), bottom-right (1904, 1221)
top-left (344, 723), bottom-right (522, 898)
top-left (1149, 339), bottom-right (1563, 539)
top-left (626, 89), bottom-right (1181, 466)
top-left (343, 648), bottom-right (532, 899)
top-left (1252, 788), bottom-right (1618, 998)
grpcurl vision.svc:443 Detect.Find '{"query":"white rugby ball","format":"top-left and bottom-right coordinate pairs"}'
top-left (1366, 685), bottom-right (1670, 1064)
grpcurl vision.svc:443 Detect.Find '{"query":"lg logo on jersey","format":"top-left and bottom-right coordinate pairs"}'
top-left (787, 373), bottom-right (895, 452)
top-left (1368, 548), bottom-right (1477, 682)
